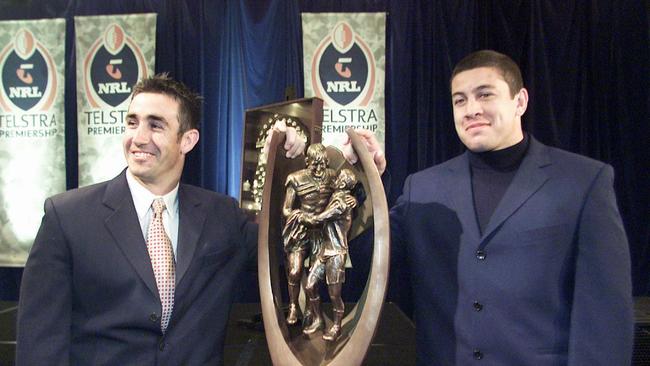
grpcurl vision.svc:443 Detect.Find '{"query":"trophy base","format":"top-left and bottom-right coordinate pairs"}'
top-left (226, 302), bottom-right (415, 366)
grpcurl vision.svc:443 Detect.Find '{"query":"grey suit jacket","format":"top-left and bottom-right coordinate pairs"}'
top-left (391, 137), bottom-right (633, 365)
top-left (16, 170), bottom-right (257, 365)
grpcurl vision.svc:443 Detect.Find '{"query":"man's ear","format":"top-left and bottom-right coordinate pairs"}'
top-left (515, 88), bottom-right (529, 116)
top-left (180, 129), bottom-right (199, 155)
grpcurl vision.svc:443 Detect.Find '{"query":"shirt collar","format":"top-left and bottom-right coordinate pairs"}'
top-left (468, 132), bottom-right (530, 172)
top-left (126, 169), bottom-right (179, 220)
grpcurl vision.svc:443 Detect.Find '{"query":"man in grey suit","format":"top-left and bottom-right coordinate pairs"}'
top-left (16, 74), bottom-right (303, 365)
top-left (351, 50), bottom-right (633, 365)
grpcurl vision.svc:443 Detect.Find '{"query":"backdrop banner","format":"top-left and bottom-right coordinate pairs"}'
top-left (0, 19), bottom-right (66, 266)
top-left (75, 14), bottom-right (156, 186)
top-left (302, 12), bottom-right (386, 149)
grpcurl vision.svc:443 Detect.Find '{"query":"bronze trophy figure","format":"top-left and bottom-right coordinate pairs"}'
top-left (302, 168), bottom-right (358, 341)
top-left (258, 129), bottom-right (389, 365)
top-left (281, 144), bottom-right (337, 326)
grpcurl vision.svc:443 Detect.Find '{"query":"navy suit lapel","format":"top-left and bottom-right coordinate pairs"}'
top-left (175, 185), bottom-right (206, 286)
top-left (103, 170), bottom-right (159, 299)
top-left (479, 137), bottom-right (552, 245)
top-left (447, 153), bottom-right (482, 241)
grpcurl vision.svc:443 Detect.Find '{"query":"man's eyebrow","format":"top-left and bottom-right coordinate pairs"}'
top-left (146, 114), bottom-right (167, 123)
top-left (473, 84), bottom-right (496, 92)
top-left (125, 112), bottom-right (168, 124)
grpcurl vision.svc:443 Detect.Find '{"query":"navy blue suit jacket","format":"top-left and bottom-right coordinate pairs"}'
top-left (16, 170), bottom-right (257, 365)
top-left (391, 137), bottom-right (633, 365)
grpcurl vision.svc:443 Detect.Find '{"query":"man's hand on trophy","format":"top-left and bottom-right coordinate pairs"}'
top-left (263, 119), bottom-right (306, 159)
top-left (342, 129), bottom-right (386, 175)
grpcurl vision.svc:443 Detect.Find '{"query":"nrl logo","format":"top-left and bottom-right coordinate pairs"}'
top-left (311, 22), bottom-right (376, 107)
top-left (84, 24), bottom-right (147, 108)
top-left (0, 29), bottom-right (57, 112)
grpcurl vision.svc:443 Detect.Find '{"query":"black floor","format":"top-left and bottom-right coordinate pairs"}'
top-left (0, 301), bottom-right (415, 366)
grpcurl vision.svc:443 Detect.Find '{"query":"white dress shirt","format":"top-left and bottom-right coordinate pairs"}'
top-left (126, 169), bottom-right (179, 258)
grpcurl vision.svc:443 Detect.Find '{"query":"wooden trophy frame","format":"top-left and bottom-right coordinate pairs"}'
top-left (239, 98), bottom-right (323, 218)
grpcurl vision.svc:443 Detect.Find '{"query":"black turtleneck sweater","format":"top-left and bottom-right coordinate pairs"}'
top-left (469, 134), bottom-right (530, 234)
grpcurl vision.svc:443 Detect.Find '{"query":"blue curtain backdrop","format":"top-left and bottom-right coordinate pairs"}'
top-left (0, 0), bottom-right (648, 312)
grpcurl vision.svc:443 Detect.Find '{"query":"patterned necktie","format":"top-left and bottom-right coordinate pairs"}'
top-left (147, 198), bottom-right (175, 332)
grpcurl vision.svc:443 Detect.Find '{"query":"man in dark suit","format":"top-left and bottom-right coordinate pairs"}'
top-left (16, 74), bottom-right (303, 365)
top-left (350, 50), bottom-right (633, 365)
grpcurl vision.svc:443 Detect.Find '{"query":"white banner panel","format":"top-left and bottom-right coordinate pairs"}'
top-left (0, 19), bottom-right (66, 266)
top-left (75, 14), bottom-right (156, 186)
top-left (302, 13), bottom-right (386, 149)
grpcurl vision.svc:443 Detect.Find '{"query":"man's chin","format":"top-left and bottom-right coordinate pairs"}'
top-left (462, 138), bottom-right (491, 152)
top-left (467, 146), bottom-right (490, 153)
top-left (128, 166), bottom-right (153, 180)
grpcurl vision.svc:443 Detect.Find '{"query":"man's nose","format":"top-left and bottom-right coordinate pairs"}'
top-left (132, 125), bottom-right (150, 144)
top-left (465, 97), bottom-right (482, 117)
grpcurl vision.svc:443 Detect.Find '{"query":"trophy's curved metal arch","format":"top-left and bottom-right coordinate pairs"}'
top-left (258, 129), bottom-right (390, 365)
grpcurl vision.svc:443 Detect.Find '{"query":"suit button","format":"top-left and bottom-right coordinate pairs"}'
top-left (473, 349), bottom-right (483, 360)
top-left (149, 313), bottom-right (158, 323)
top-left (473, 301), bottom-right (483, 311)
top-left (476, 250), bottom-right (486, 260)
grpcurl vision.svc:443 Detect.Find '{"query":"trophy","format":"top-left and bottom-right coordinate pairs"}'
top-left (257, 119), bottom-right (389, 365)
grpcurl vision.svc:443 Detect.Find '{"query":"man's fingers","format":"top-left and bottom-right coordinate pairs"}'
top-left (286, 137), bottom-right (305, 158)
top-left (352, 128), bottom-right (374, 138)
top-left (284, 128), bottom-right (296, 150)
top-left (273, 119), bottom-right (287, 132)
top-left (373, 149), bottom-right (387, 175)
top-left (262, 119), bottom-right (306, 159)
top-left (343, 129), bottom-right (386, 174)
top-left (353, 129), bottom-right (379, 149)
top-left (283, 126), bottom-right (306, 158)
top-left (342, 138), bottom-right (359, 164)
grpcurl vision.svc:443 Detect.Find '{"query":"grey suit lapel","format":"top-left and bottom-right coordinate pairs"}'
top-left (175, 185), bottom-right (206, 286)
top-left (103, 170), bottom-right (159, 298)
top-left (479, 137), bottom-right (552, 245)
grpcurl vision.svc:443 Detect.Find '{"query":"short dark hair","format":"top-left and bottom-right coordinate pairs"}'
top-left (451, 50), bottom-right (524, 98)
top-left (131, 73), bottom-right (202, 135)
